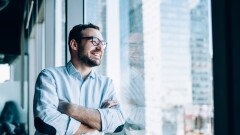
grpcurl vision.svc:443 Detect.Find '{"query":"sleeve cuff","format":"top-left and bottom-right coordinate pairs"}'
top-left (97, 108), bottom-right (108, 132)
top-left (97, 108), bottom-right (125, 133)
top-left (66, 117), bottom-right (81, 134)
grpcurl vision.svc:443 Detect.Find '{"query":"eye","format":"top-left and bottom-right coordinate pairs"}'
top-left (91, 39), bottom-right (99, 46)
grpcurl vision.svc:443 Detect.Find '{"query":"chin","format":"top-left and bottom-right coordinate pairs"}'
top-left (89, 60), bottom-right (101, 67)
top-left (94, 62), bottom-right (101, 66)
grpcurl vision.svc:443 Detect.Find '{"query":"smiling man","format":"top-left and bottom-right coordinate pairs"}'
top-left (33, 23), bottom-right (125, 135)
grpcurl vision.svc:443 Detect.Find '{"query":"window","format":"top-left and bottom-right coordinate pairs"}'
top-left (55, 0), bottom-right (66, 66)
top-left (85, 0), bottom-right (213, 134)
top-left (0, 64), bottom-right (10, 83)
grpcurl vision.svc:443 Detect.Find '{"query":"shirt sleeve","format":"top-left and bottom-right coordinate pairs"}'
top-left (97, 79), bottom-right (125, 133)
top-left (33, 69), bottom-right (81, 134)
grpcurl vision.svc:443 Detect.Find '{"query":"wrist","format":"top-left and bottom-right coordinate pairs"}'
top-left (70, 104), bottom-right (81, 118)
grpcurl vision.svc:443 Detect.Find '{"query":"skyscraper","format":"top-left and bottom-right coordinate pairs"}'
top-left (143, 0), bottom-right (191, 134)
top-left (190, 0), bottom-right (213, 105)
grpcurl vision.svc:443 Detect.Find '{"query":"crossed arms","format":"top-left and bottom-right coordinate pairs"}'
top-left (58, 100), bottom-right (119, 134)
top-left (34, 69), bottom-right (125, 134)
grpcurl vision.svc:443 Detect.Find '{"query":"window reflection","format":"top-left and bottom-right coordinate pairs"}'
top-left (86, 0), bottom-right (213, 134)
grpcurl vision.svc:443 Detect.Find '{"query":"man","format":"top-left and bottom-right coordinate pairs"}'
top-left (33, 23), bottom-right (125, 134)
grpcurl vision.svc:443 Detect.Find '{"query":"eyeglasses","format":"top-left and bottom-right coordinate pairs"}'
top-left (80, 36), bottom-right (107, 49)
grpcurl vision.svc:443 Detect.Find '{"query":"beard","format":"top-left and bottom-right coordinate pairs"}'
top-left (77, 45), bottom-right (101, 67)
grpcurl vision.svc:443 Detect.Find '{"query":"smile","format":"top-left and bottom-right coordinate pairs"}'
top-left (91, 52), bottom-right (101, 58)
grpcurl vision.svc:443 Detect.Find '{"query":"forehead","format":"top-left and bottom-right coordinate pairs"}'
top-left (81, 28), bottom-right (103, 39)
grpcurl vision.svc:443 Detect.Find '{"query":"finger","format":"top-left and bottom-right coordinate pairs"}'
top-left (105, 101), bottom-right (118, 108)
top-left (110, 104), bottom-right (120, 108)
top-left (102, 99), bottom-right (110, 104)
top-left (107, 102), bottom-right (118, 108)
top-left (101, 100), bottom-right (119, 108)
top-left (103, 100), bottom-right (118, 104)
top-left (101, 102), bottom-right (109, 108)
top-left (101, 100), bottom-right (111, 108)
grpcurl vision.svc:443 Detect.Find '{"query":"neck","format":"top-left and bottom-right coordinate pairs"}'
top-left (71, 59), bottom-right (92, 80)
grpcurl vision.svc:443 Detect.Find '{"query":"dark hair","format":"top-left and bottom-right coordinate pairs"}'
top-left (68, 23), bottom-right (100, 52)
top-left (0, 101), bottom-right (20, 123)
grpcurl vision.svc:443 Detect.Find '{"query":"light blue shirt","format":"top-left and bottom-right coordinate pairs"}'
top-left (33, 61), bottom-right (125, 134)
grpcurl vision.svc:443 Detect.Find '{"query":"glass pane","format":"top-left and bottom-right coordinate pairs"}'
top-left (85, 0), bottom-right (213, 134)
top-left (0, 57), bottom-right (28, 134)
top-left (55, 0), bottom-right (66, 66)
top-left (0, 64), bottom-right (10, 83)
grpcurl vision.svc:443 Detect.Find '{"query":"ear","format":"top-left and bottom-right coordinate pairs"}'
top-left (69, 39), bottom-right (78, 51)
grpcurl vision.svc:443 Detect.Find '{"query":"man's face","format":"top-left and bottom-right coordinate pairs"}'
top-left (77, 28), bottom-right (105, 67)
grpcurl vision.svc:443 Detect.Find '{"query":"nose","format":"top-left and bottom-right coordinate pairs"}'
top-left (96, 44), bottom-right (104, 51)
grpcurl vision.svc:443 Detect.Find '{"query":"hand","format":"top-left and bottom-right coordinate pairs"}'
top-left (101, 100), bottom-right (119, 108)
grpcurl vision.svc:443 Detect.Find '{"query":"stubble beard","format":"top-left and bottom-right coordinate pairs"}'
top-left (77, 46), bottom-right (101, 67)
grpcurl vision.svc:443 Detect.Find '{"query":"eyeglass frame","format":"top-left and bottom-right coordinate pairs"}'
top-left (79, 36), bottom-right (107, 48)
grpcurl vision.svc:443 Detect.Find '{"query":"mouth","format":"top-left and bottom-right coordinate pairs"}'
top-left (91, 52), bottom-right (101, 59)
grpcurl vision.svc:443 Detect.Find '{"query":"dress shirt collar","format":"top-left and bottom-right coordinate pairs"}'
top-left (66, 61), bottom-right (95, 79)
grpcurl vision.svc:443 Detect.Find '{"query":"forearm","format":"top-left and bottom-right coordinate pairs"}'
top-left (74, 123), bottom-right (97, 134)
top-left (58, 100), bottom-right (123, 133)
top-left (61, 103), bottom-right (101, 130)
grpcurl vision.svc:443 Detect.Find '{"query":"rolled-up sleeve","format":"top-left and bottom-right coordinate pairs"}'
top-left (98, 108), bottom-right (125, 133)
top-left (97, 80), bottom-right (125, 133)
top-left (33, 69), bottom-right (80, 134)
